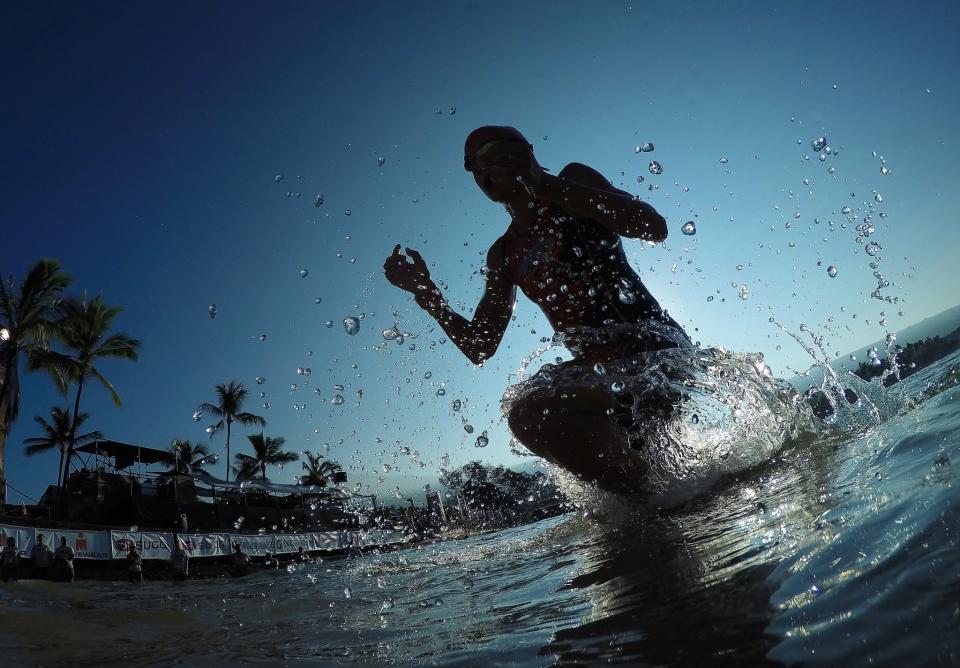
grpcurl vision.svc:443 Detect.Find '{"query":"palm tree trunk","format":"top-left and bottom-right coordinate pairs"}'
top-left (224, 419), bottom-right (232, 481)
top-left (59, 375), bottom-right (85, 516)
top-left (0, 346), bottom-right (17, 506)
top-left (56, 444), bottom-right (66, 490)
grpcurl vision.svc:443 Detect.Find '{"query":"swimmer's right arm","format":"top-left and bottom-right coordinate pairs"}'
top-left (384, 241), bottom-right (515, 365)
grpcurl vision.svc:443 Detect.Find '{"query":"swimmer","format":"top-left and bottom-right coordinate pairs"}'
top-left (384, 127), bottom-right (688, 493)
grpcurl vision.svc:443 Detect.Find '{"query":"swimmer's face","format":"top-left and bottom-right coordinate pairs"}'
top-left (465, 141), bottom-right (532, 202)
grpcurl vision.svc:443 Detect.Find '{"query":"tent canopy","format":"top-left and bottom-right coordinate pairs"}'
top-left (75, 439), bottom-right (172, 470)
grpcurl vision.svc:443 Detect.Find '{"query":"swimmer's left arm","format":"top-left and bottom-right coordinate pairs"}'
top-left (539, 163), bottom-right (668, 242)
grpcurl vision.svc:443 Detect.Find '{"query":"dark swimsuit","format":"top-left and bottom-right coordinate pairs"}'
top-left (509, 209), bottom-right (689, 360)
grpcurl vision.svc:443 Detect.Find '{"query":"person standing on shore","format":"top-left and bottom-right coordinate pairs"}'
top-left (54, 537), bottom-right (76, 582)
top-left (1, 536), bottom-right (20, 582)
top-left (229, 542), bottom-right (250, 577)
top-left (127, 544), bottom-right (143, 583)
top-left (170, 542), bottom-right (189, 581)
top-left (30, 533), bottom-right (53, 580)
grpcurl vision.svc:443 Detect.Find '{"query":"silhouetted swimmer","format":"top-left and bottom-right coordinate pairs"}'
top-left (385, 127), bottom-right (688, 493)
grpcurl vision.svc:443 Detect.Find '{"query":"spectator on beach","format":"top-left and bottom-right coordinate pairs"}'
top-left (229, 542), bottom-right (250, 577)
top-left (169, 543), bottom-right (189, 581)
top-left (263, 551), bottom-right (279, 569)
top-left (127, 544), bottom-right (143, 583)
top-left (54, 537), bottom-right (76, 582)
top-left (30, 533), bottom-right (53, 579)
top-left (1, 536), bottom-right (21, 582)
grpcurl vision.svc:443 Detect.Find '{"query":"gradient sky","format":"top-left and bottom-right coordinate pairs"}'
top-left (2, 1), bottom-right (958, 504)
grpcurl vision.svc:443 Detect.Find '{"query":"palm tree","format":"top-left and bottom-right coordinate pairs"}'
top-left (23, 407), bottom-right (102, 489)
top-left (298, 451), bottom-right (344, 488)
top-left (197, 381), bottom-right (265, 481)
top-left (29, 294), bottom-right (140, 504)
top-left (233, 432), bottom-right (298, 482)
top-left (0, 260), bottom-right (72, 500)
top-left (231, 454), bottom-right (261, 482)
top-left (168, 439), bottom-right (214, 474)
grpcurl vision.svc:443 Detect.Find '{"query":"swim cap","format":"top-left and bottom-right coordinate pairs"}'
top-left (464, 126), bottom-right (529, 158)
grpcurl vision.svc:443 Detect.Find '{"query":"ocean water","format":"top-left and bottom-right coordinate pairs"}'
top-left (2, 351), bottom-right (958, 666)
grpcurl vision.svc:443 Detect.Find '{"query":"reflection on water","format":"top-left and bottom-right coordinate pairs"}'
top-left (2, 353), bottom-right (959, 666)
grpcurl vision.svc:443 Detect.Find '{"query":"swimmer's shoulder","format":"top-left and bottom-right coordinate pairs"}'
top-left (558, 162), bottom-right (631, 198)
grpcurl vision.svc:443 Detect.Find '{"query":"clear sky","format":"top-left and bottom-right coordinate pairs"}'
top-left (2, 1), bottom-right (958, 503)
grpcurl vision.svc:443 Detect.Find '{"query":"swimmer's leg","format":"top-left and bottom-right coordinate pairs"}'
top-left (507, 388), bottom-right (648, 495)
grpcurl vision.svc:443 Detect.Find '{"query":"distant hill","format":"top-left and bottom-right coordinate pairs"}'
top-left (842, 303), bottom-right (960, 370)
top-left (788, 303), bottom-right (960, 388)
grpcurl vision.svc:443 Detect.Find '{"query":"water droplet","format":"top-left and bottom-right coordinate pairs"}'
top-left (313, 297), bottom-right (322, 305)
top-left (377, 156), bottom-right (386, 167)
top-left (827, 265), bottom-right (838, 278)
top-left (381, 597), bottom-right (394, 611)
top-left (641, 142), bottom-right (654, 152)
top-left (811, 136), bottom-right (827, 152)
top-left (258, 334), bottom-right (267, 342)
top-left (475, 434), bottom-right (489, 448)
top-left (275, 174), bottom-right (284, 182)
top-left (648, 160), bottom-right (663, 175)
top-left (636, 175), bottom-right (645, 183)
top-left (192, 410), bottom-right (203, 422)
top-left (593, 363), bottom-right (606, 375)
top-left (255, 376), bottom-right (266, 384)
top-left (331, 395), bottom-right (345, 406)
top-left (436, 387), bottom-right (446, 396)
top-left (299, 269), bottom-right (309, 278)
top-left (719, 157), bottom-right (728, 164)
top-left (343, 317), bottom-right (361, 335)
top-left (611, 381), bottom-right (624, 393)
top-left (875, 472), bottom-right (883, 481)
top-left (208, 304), bottom-right (217, 319)
top-left (738, 284), bottom-right (749, 300)
top-left (880, 166), bottom-right (890, 176)
top-left (618, 288), bottom-right (636, 304)
top-left (874, 192), bottom-right (883, 203)
top-left (452, 399), bottom-right (462, 412)
top-left (865, 242), bottom-right (882, 257)
top-left (344, 587), bottom-right (352, 599)
top-left (314, 193), bottom-right (324, 208)
top-left (381, 327), bottom-right (399, 340)
top-left (464, 424), bottom-right (474, 434)
top-left (324, 320), bottom-right (334, 328)
top-left (841, 206), bottom-right (852, 215)
top-left (681, 221), bottom-right (696, 236)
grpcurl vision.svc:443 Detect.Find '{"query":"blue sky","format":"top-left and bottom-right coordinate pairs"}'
top-left (2, 1), bottom-right (958, 503)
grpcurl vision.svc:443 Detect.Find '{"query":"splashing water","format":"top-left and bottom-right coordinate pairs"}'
top-left (503, 321), bottom-right (821, 506)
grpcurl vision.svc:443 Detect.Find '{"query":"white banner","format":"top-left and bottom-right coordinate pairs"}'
top-left (110, 531), bottom-right (174, 560)
top-left (176, 533), bottom-right (230, 558)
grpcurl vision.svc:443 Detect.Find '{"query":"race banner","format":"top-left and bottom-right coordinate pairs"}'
top-left (48, 528), bottom-right (113, 560)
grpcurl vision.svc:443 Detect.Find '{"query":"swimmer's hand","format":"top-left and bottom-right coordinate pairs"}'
top-left (383, 245), bottom-right (432, 294)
